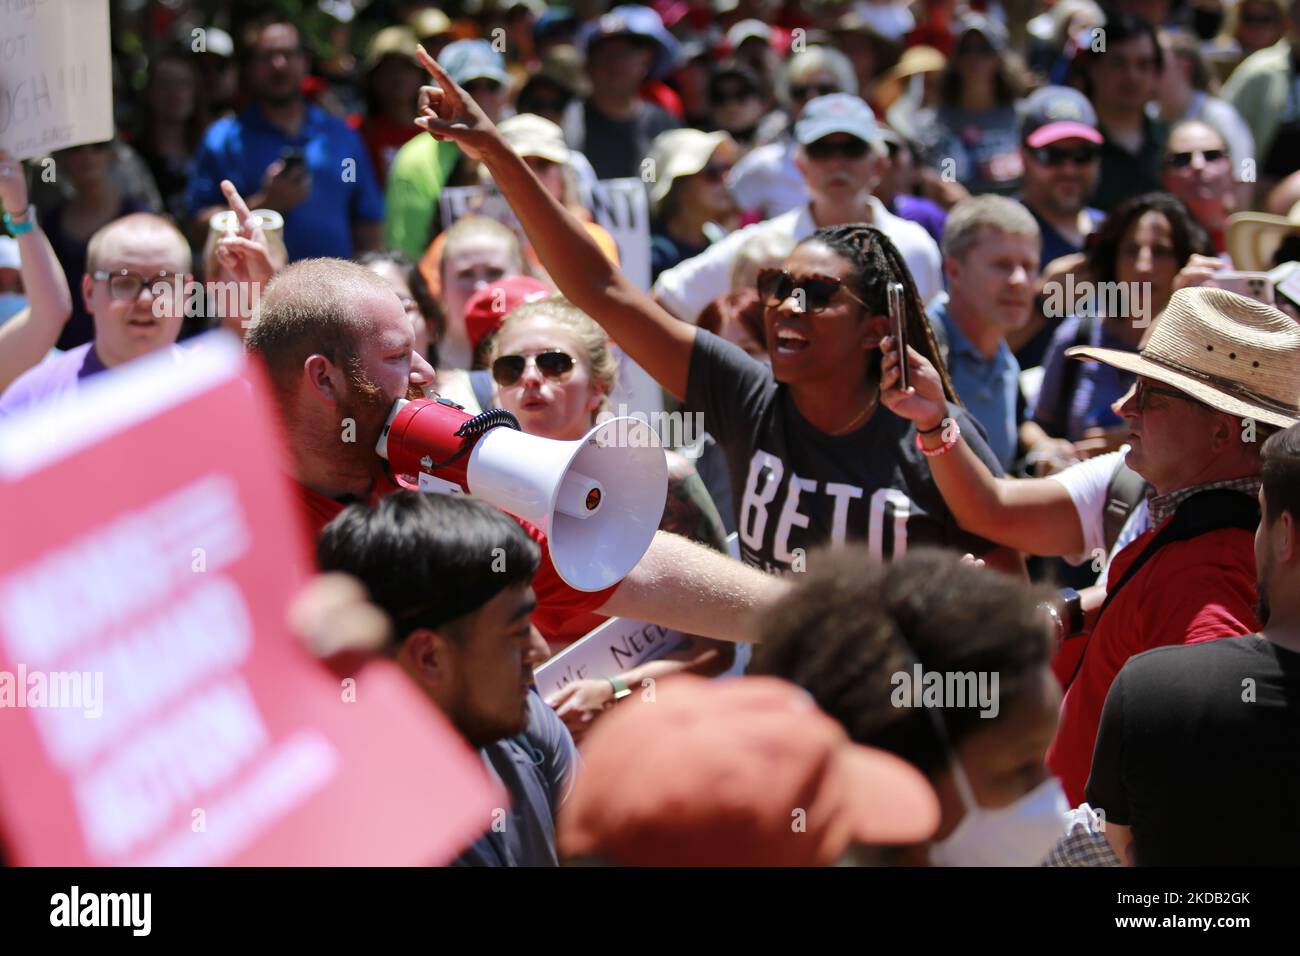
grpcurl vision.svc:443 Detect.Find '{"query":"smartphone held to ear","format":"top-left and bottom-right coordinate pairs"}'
top-left (887, 282), bottom-right (909, 392)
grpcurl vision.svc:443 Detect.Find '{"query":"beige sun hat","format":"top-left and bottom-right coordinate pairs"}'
top-left (645, 128), bottom-right (737, 218)
top-left (1065, 286), bottom-right (1300, 429)
top-left (497, 113), bottom-right (570, 164)
top-left (1226, 201), bottom-right (1300, 272)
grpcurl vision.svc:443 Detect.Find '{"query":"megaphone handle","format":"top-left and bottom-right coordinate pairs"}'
top-left (425, 408), bottom-right (523, 472)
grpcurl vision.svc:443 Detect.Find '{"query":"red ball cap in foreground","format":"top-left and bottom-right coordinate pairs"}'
top-left (557, 674), bottom-right (940, 866)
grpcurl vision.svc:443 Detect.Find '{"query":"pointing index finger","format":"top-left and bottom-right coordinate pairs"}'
top-left (416, 44), bottom-right (460, 106)
top-left (221, 179), bottom-right (255, 230)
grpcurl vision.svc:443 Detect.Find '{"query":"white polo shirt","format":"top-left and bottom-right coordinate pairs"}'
top-left (652, 199), bottom-right (944, 324)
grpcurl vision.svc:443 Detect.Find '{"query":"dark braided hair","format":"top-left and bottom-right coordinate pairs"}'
top-left (807, 224), bottom-right (960, 405)
top-left (751, 547), bottom-right (1056, 777)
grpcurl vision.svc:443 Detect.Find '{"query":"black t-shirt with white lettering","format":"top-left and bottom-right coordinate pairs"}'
top-left (1087, 635), bottom-right (1300, 866)
top-left (685, 330), bottom-right (1001, 574)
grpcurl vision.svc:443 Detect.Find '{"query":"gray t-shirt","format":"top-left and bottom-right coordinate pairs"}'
top-left (453, 691), bottom-right (577, 867)
top-left (686, 330), bottom-right (1001, 574)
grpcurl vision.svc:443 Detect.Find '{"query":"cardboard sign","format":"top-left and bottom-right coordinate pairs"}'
top-left (439, 178), bottom-right (662, 420)
top-left (533, 533), bottom-right (753, 694)
top-left (0, 0), bottom-right (114, 160)
top-left (0, 334), bottom-right (504, 866)
top-left (533, 616), bottom-right (689, 699)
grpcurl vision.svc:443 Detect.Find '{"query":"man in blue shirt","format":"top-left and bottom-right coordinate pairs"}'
top-left (927, 195), bottom-right (1041, 473)
top-left (187, 19), bottom-right (385, 261)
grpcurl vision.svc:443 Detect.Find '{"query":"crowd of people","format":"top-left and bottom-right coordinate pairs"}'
top-left (5, 0), bottom-right (1300, 867)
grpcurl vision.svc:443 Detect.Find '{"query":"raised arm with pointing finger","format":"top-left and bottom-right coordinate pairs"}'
top-left (413, 46), bottom-right (696, 400)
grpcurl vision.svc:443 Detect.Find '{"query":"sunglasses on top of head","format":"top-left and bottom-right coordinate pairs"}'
top-left (757, 268), bottom-right (870, 313)
top-left (491, 350), bottom-right (576, 386)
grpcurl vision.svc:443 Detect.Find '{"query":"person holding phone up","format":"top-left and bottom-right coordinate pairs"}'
top-left (410, 46), bottom-right (1021, 576)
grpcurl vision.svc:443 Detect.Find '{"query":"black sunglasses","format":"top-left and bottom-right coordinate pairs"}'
top-left (804, 137), bottom-right (871, 161)
top-left (712, 86), bottom-right (758, 105)
top-left (757, 268), bottom-right (869, 313)
top-left (1164, 148), bottom-right (1228, 168)
top-left (463, 78), bottom-right (504, 97)
top-left (791, 82), bottom-right (839, 100)
top-left (1027, 145), bottom-right (1100, 167)
top-left (491, 350), bottom-right (575, 386)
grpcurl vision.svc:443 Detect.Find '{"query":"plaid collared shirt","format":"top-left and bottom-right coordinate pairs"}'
top-left (1147, 475), bottom-right (1262, 528)
top-left (1042, 804), bottom-right (1121, 867)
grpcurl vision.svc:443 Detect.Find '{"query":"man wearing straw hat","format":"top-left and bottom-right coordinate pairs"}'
top-left (1043, 286), bottom-right (1300, 806)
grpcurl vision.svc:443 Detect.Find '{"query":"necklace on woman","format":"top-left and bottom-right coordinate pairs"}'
top-left (828, 388), bottom-right (880, 436)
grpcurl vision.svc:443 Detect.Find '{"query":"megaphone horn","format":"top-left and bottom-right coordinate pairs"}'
top-left (377, 399), bottom-right (668, 592)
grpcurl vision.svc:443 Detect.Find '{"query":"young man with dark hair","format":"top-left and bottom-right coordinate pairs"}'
top-left (1089, 423), bottom-right (1300, 865)
top-left (318, 491), bottom-right (569, 866)
top-left (1082, 14), bottom-right (1167, 211)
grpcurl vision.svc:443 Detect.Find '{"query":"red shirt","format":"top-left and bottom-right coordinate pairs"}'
top-left (1046, 523), bottom-right (1259, 805)
top-left (292, 475), bottom-right (617, 641)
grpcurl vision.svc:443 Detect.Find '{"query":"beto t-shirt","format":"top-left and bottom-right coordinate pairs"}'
top-left (1087, 635), bottom-right (1300, 866)
top-left (686, 330), bottom-right (1001, 574)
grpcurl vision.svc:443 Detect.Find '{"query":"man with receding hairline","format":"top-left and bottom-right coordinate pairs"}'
top-left (0, 213), bottom-right (190, 418)
top-left (247, 256), bottom-right (790, 645)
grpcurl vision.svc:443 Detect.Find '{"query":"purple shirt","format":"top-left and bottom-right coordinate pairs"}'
top-left (892, 194), bottom-right (947, 245)
top-left (0, 343), bottom-right (109, 419)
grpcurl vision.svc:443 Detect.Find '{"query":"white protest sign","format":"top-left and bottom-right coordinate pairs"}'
top-left (0, 0), bottom-right (114, 160)
top-left (532, 616), bottom-right (690, 699)
top-left (532, 533), bottom-right (753, 695)
top-left (439, 178), bottom-right (662, 419)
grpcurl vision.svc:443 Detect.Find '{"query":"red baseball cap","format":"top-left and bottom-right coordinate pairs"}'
top-left (463, 276), bottom-right (553, 355)
top-left (557, 675), bottom-right (940, 866)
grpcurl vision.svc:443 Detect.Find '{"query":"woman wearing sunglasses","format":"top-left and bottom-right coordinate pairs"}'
top-left (414, 49), bottom-right (1016, 574)
top-left (647, 128), bottom-right (740, 279)
top-left (486, 295), bottom-right (738, 734)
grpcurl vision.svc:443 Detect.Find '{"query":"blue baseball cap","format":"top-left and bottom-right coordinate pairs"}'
top-left (794, 94), bottom-right (885, 152)
top-left (577, 5), bottom-right (680, 80)
top-left (438, 39), bottom-right (511, 87)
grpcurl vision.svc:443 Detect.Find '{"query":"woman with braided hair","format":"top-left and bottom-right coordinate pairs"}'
top-left (411, 48), bottom-right (1017, 574)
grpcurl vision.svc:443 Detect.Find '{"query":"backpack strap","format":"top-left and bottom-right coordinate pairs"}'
top-left (1064, 487), bottom-right (1259, 690)
top-left (1052, 314), bottom-right (1096, 438)
top-left (1101, 462), bottom-right (1150, 554)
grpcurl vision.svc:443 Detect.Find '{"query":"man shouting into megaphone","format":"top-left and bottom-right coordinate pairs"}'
top-left (245, 257), bottom-right (786, 644)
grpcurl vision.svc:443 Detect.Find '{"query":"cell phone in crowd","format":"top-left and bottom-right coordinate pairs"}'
top-left (887, 281), bottom-right (909, 392)
top-left (1208, 270), bottom-right (1275, 306)
top-left (279, 147), bottom-right (307, 177)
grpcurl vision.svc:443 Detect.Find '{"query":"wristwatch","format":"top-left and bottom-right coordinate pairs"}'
top-left (1040, 601), bottom-right (1066, 648)
top-left (1059, 587), bottom-right (1084, 637)
top-left (606, 676), bottom-right (631, 700)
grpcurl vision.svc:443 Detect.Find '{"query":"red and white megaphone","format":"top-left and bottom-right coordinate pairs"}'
top-left (377, 398), bottom-right (668, 592)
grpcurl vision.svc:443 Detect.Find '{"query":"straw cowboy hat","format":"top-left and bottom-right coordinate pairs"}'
top-left (1226, 200), bottom-right (1300, 272)
top-left (1065, 286), bottom-right (1300, 429)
